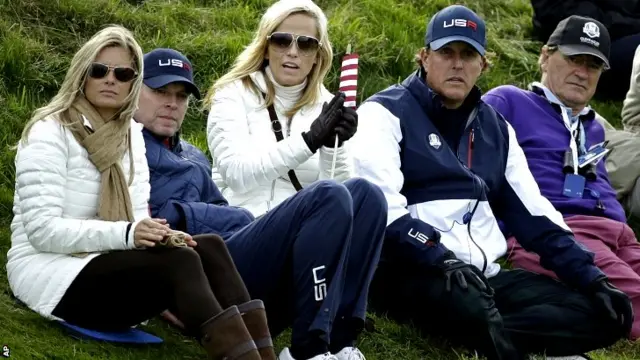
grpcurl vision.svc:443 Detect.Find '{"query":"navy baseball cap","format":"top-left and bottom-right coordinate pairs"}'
top-left (546, 16), bottom-right (611, 69)
top-left (143, 48), bottom-right (201, 99)
top-left (425, 5), bottom-right (487, 56)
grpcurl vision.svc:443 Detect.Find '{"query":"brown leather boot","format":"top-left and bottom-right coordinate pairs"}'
top-left (200, 306), bottom-right (262, 360)
top-left (238, 300), bottom-right (276, 360)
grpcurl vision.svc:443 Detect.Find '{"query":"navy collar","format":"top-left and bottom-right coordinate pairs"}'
top-left (142, 127), bottom-right (182, 152)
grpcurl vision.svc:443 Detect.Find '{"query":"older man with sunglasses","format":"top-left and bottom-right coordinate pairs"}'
top-left (136, 48), bottom-right (387, 360)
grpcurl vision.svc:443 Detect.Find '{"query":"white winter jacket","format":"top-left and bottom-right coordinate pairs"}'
top-left (206, 68), bottom-right (353, 217)
top-left (7, 115), bottom-right (150, 320)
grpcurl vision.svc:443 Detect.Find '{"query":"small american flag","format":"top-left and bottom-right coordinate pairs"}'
top-left (330, 45), bottom-right (359, 178)
top-left (339, 44), bottom-right (359, 109)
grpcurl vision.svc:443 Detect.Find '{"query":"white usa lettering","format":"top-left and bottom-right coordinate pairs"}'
top-left (408, 228), bottom-right (430, 244)
top-left (312, 265), bottom-right (327, 301)
top-left (158, 59), bottom-right (184, 68)
top-left (443, 19), bottom-right (477, 30)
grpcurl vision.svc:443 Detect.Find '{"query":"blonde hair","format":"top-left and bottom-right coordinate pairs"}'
top-left (19, 25), bottom-right (144, 144)
top-left (204, 0), bottom-right (333, 118)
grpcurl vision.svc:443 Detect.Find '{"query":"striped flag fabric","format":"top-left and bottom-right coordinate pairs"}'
top-left (339, 52), bottom-right (359, 109)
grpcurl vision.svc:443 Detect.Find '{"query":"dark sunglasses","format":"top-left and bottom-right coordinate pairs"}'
top-left (87, 62), bottom-right (138, 82)
top-left (267, 32), bottom-right (320, 56)
top-left (563, 54), bottom-right (606, 71)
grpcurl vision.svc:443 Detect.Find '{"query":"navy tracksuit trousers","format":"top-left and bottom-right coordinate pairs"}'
top-left (226, 178), bottom-right (387, 354)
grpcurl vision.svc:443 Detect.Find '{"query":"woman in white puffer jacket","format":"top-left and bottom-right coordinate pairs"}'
top-left (205, 2), bottom-right (388, 360)
top-left (7, 25), bottom-right (269, 360)
top-left (205, 3), bottom-right (353, 217)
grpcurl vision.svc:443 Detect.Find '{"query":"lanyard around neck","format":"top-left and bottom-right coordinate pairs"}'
top-left (560, 107), bottom-right (581, 174)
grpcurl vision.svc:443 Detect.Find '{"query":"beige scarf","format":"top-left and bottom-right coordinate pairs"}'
top-left (63, 96), bottom-right (135, 256)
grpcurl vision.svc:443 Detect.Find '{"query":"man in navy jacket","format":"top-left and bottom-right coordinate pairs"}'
top-left (135, 48), bottom-right (388, 360)
top-left (350, 5), bottom-right (632, 360)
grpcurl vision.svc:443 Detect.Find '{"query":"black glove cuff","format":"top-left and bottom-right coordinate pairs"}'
top-left (302, 132), bottom-right (319, 153)
top-left (441, 250), bottom-right (457, 261)
top-left (586, 275), bottom-right (609, 291)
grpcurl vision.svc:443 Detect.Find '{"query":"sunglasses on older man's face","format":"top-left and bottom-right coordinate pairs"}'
top-left (267, 32), bottom-right (321, 56)
top-left (88, 62), bottom-right (138, 82)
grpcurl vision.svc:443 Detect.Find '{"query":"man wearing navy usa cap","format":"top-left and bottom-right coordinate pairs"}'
top-left (135, 48), bottom-right (201, 139)
top-left (136, 48), bottom-right (389, 360)
top-left (351, 5), bottom-right (628, 360)
top-left (143, 48), bottom-right (201, 99)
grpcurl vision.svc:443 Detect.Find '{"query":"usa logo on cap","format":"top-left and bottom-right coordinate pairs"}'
top-left (424, 5), bottom-right (487, 56)
top-left (158, 58), bottom-right (192, 71)
top-left (443, 19), bottom-right (478, 31)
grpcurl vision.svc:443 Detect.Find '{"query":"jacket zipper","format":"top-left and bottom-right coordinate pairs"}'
top-left (456, 109), bottom-right (488, 273)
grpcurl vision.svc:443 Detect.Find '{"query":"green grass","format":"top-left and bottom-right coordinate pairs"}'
top-left (0, 0), bottom-right (635, 359)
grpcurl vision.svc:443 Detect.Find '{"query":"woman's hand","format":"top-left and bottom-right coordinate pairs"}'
top-left (303, 92), bottom-right (345, 152)
top-left (333, 106), bottom-right (358, 146)
top-left (175, 231), bottom-right (198, 248)
top-left (133, 218), bottom-right (172, 248)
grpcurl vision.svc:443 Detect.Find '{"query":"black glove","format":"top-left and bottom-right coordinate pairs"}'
top-left (324, 106), bottom-right (358, 147)
top-left (302, 92), bottom-right (345, 153)
top-left (588, 277), bottom-right (633, 337)
top-left (438, 251), bottom-right (493, 295)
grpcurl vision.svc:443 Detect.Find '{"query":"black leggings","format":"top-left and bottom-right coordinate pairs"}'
top-left (52, 234), bottom-right (250, 333)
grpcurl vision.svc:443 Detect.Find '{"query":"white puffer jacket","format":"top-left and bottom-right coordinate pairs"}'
top-left (7, 116), bottom-right (150, 320)
top-left (207, 67), bottom-right (353, 217)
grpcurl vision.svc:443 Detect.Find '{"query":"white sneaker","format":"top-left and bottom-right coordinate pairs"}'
top-left (278, 347), bottom-right (339, 360)
top-left (333, 347), bottom-right (366, 360)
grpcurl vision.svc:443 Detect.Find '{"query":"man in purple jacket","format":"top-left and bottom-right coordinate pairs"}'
top-left (484, 15), bottom-right (640, 340)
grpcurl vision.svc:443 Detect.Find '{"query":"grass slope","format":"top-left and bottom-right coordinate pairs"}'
top-left (0, 0), bottom-right (635, 359)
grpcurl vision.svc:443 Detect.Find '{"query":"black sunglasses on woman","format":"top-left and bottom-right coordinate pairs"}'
top-left (87, 62), bottom-right (138, 82)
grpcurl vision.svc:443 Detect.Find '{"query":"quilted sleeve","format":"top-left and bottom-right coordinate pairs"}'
top-left (206, 82), bottom-right (314, 194)
top-left (16, 119), bottom-right (136, 254)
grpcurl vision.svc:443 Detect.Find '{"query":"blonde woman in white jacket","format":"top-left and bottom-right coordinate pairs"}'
top-left (7, 26), bottom-right (268, 360)
top-left (205, 1), bottom-right (388, 360)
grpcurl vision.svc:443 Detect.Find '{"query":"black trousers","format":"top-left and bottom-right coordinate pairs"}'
top-left (369, 262), bottom-right (622, 360)
top-left (51, 234), bottom-right (250, 333)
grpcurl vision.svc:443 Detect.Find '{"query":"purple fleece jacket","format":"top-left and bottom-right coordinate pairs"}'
top-left (483, 85), bottom-right (626, 223)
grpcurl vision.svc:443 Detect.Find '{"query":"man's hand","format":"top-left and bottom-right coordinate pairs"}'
top-left (588, 277), bottom-right (633, 337)
top-left (438, 252), bottom-right (493, 295)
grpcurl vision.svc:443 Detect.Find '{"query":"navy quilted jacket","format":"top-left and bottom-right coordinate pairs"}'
top-left (143, 129), bottom-right (254, 239)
